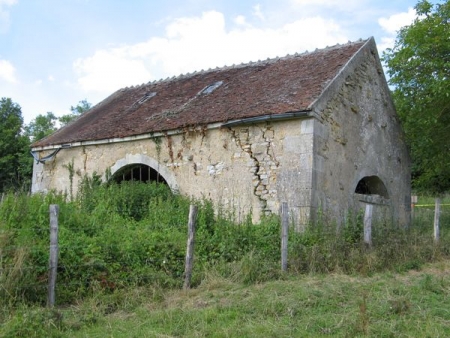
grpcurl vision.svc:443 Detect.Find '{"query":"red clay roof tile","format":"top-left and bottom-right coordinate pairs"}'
top-left (33, 39), bottom-right (367, 147)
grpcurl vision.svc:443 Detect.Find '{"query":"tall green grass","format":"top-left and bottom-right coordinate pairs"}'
top-left (0, 180), bottom-right (281, 307)
top-left (0, 180), bottom-right (449, 333)
top-left (289, 206), bottom-right (450, 275)
top-left (2, 262), bottom-right (450, 337)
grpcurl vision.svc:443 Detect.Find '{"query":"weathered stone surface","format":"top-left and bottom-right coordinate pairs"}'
top-left (311, 42), bottom-right (410, 227)
top-left (31, 39), bottom-right (410, 228)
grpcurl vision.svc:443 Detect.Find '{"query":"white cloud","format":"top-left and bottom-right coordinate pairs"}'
top-left (378, 8), bottom-right (416, 51)
top-left (163, 11), bottom-right (227, 42)
top-left (379, 8), bottom-right (416, 34)
top-left (289, 0), bottom-right (362, 11)
top-left (0, 0), bottom-right (17, 33)
top-left (290, 0), bottom-right (334, 5)
top-left (234, 15), bottom-right (248, 26)
top-left (73, 10), bottom-right (347, 93)
top-left (0, 0), bottom-right (18, 5)
top-left (252, 4), bottom-right (265, 21)
top-left (74, 49), bottom-right (153, 92)
top-left (0, 59), bottom-right (17, 83)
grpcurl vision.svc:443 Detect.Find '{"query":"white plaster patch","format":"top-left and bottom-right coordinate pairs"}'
top-left (207, 161), bottom-right (226, 176)
top-left (301, 119), bottom-right (314, 134)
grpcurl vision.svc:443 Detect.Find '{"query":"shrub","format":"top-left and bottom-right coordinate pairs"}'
top-left (1, 184), bottom-right (449, 313)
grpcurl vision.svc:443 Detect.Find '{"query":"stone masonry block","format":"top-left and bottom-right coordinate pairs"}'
top-left (300, 119), bottom-right (314, 134)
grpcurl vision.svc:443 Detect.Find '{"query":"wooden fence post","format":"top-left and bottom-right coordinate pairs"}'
top-left (184, 204), bottom-right (198, 290)
top-left (281, 202), bottom-right (289, 272)
top-left (411, 195), bottom-right (418, 223)
top-left (48, 204), bottom-right (59, 307)
top-left (434, 198), bottom-right (441, 243)
top-left (363, 204), bottom-right (373, 247)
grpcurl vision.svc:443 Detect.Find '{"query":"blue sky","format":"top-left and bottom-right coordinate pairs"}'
top-left (0, 0), bottom-right (421, 123)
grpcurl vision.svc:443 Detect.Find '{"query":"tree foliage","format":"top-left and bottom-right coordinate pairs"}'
top-left (24, 112), bottom-right (58, 142)
top-left (0, 98), bottom-right (30, 192)
top-left (59, 99), bottom-right (92, 126)
top-left (0, 98), bottom-right (93, 193)
top-left (383, 0), bottom-right (450, 193)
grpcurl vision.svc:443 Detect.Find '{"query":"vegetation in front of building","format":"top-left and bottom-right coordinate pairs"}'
top-left (1, 180), bottom-right (449, 336)
top-left (0, 0), bottom-right (449, 336)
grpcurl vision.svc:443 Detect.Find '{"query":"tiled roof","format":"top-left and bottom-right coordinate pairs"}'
top-left (33, 39), bottom-right (369, 147)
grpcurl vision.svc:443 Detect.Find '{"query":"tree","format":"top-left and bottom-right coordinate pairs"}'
top-left (24, 112), bottom-right (58, 142)
top-left (383, 0), bottom-right (450, 194)
top-left (59, 99), bottom-right (92, 126)
top-left (0, 98), bottom-right (30, 192)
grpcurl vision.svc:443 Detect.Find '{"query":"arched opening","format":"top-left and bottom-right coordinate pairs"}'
top-left (112, 164), bottom-right (168, 185)
top-left (109, 154), bottom-right (179, 193)
top-left (355, 176), bottom-right (389, 198)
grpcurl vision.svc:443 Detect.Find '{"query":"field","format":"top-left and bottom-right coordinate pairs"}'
top-left (2, 260), bottom-right (450, 337)
top-left (0, 182), bottom-right (449, 337)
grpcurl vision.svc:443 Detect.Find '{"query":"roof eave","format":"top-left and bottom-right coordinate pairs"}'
top-left (31, 110), bottom-right (315, 152)
top-left (221, 110), bottom-right (312, 128)
top-left (30, 122), bottom-right (223, 152)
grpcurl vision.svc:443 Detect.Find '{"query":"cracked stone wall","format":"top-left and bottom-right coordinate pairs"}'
top-left (31, 44), bottom-right (410, 228)
top-left (231, 126), bottom-right (281, 216)
top-left (32, 119), bottom-right (314, 224)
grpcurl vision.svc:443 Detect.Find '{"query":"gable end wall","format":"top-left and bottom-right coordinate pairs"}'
top-left (310, 39), bottom-right (411, 226)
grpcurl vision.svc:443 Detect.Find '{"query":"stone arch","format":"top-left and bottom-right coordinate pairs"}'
top-left (108, 153), bottom-right (179, 192)
top-left (354, 175), bottom-right (389, 198)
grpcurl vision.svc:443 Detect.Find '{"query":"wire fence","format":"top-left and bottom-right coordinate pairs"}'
top-left (411, 197), bottom-right (450, 217)
top-left (1, 202), bottom-right (286, 307)
top-left (1, 195), bottom-right (449, 307)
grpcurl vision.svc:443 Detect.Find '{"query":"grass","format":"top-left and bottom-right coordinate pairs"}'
top-left (413, 194), bottom-right (450, 227)
top-left (2, 259), bottom-right (450, 337)
top-left (1, 187), bottom-right (450, 337)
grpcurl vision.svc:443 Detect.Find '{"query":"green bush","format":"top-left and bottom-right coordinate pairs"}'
top-left (1, 183), bottom-right (449, 315)
top-left (0, 181), bottom-right (283, 307)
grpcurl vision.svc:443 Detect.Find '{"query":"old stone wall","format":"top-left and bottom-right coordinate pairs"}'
top-left (31, 41), bottom-right (410, 228)
top-left (311, 43), bottom-right (411, 226)
top-left (32, 119), bottom-right (315, 224)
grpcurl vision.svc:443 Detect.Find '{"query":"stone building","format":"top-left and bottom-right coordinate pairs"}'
top-left (31, 37), bottom-right (411, 228)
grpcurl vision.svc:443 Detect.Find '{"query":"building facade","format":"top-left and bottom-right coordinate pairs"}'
top-left (31, 38), bottom-right (411, 228)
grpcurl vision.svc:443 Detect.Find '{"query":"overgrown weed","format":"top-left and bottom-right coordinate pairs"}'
top-left (1, 183), bottom-right (449, 336)
top-left (288, 203), bottom-right (450, 276)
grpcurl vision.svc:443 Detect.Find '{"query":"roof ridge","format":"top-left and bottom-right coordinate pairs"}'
top-left (118, 38), bottom-right (368, 91)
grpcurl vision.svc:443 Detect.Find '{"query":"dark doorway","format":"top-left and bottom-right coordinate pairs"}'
top-left (112, 164), bottom-right (167, 185)
top-left (355, 176), bottom-right (389, 198)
